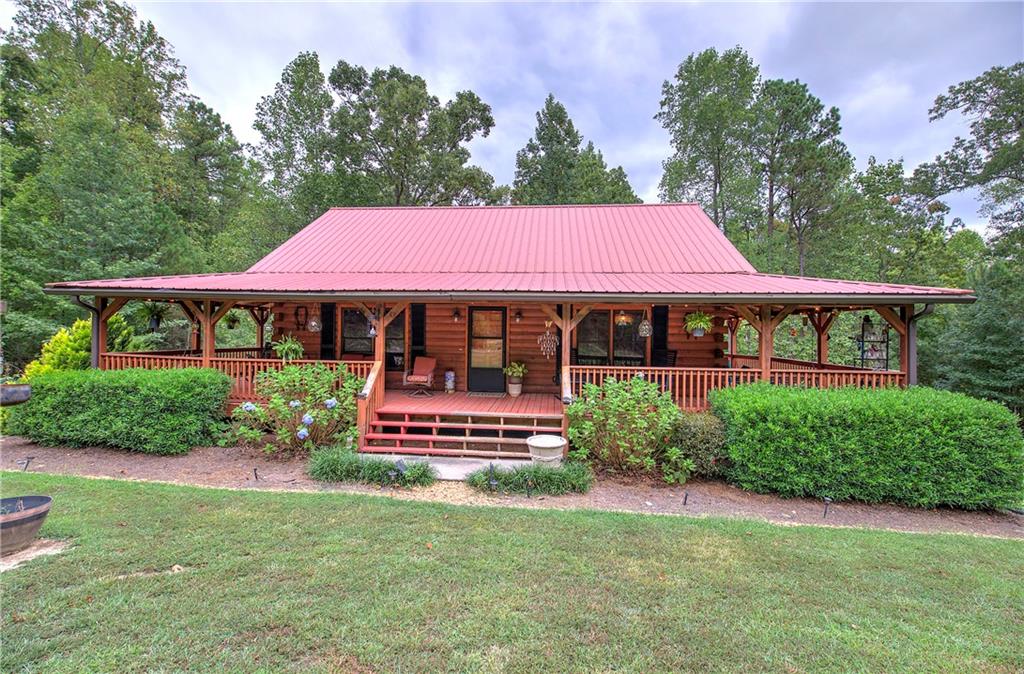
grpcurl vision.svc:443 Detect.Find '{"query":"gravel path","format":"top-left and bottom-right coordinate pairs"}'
top-left (3, 436), bottom-right (1022, 539)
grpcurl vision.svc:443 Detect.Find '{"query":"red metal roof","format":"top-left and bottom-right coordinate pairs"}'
top-left (47, 204), bottom-right (974, 302)
top-left (249, 204), bottom-right (757, 274)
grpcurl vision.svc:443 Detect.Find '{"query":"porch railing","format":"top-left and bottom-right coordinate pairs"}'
top-left (100, 353), bottom-right (376, 403)
top-left (568, 365), bottom-right (762, 411)
top-left (729, 354), bottom-right (874, 372)
top-left (567, 363), bottom-right (905, 411)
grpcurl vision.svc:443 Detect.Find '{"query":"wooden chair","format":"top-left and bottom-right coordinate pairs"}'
top-left (403, 357), bottom-right (437, 396)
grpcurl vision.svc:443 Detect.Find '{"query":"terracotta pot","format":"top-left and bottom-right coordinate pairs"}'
top-left (0, 383), bottom-right (31, 407)
top-left (1, 495), bottom-right (52, 556)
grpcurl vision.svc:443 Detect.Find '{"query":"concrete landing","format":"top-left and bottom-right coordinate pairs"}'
top-left (368, 453), bottom-right (533, 481)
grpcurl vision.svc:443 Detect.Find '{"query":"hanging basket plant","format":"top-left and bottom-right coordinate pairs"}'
top-left (224, 310), bottom-right (241, 330)
top-left (684, 311), bottom-right (714, 338)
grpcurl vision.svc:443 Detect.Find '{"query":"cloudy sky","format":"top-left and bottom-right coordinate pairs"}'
top-left (3, 1), bottom-right (1021, 229)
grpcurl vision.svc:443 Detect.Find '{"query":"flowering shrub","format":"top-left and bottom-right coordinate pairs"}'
top-left (566, 375), bottom-right (683, 478)
top-left (224, 363), bottom-right (363, 454)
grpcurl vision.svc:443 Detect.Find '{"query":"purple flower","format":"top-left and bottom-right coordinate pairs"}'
top-left (302, 413), bottom-right (314, 426)
top-left (288, 400), bottom-right (302, 409)
top-left (296, 428), bottom-right (309, 440)
top-left (324, 398), bottom-right (338, 410)
top-left (241, 402), bottom-right (257, 413)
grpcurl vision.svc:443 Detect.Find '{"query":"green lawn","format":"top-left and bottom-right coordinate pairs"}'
top-left (2, 472), bottom-right (1022, 673)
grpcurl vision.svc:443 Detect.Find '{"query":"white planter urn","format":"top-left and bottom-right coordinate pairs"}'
top-left (507, 377), bottom-right (523, 397)
top-left (526, 434), bottom-right (566, 466)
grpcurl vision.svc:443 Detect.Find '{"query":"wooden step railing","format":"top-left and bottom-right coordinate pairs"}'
top-left (356, 361), bottom-right (385, 443)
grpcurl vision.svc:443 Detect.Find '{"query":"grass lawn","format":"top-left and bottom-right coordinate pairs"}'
top-left (2, 472), bottom-right (1022, 673)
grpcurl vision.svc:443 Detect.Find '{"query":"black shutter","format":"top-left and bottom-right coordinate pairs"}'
top-left (652, 305), bottom-right (669, 365)
top-left (319, 303), bottom-right (337, 360)
top-left (410, 303), bottom-right (426, 359)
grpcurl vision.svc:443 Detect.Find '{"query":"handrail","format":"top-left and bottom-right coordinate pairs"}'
top-left (356, 361), bottom-right (384, 443)
top-left (561, 364), bottom-right (573, 404)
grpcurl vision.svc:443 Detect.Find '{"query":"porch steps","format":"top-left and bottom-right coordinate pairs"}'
top-left (361, 396), bottom-right (564, 458)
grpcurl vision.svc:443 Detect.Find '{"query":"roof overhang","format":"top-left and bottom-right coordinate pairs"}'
top-left (43, 286), bottom-right (977, 305)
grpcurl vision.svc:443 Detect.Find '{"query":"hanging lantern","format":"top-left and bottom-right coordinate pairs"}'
top-left (537, 320), bottom-right (559, 359)
top-left (615, 310), bottom-right (633, 327)
top-left (367, 310), bottom-right (377, 338)
top-left (637, 311), bottom-right (652, 338)
top-left (307, 305), bottom-right (322, 333)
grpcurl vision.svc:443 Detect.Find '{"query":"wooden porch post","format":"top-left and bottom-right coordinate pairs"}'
top-left (246, 307), bottom-right (269, 351)
top-left (758, 305), bottom-right (773, 381)
top-left (726, 317), bottom-right (739, 357)
top-left (95, 297), bottom-right (128, 369)
top-left (811, 310), bottom-right (836, 366)
top-left (201, 301), bottom-right (214, 367)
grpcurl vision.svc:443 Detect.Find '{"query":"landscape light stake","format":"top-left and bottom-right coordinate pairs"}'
top-left (17, 457), bottom-right (34, 472)
top-left (253, 467), bottom-right (260, 481)
top-left (683, 491), bottom-right (689, 506)
top-left (487, 463), bottom-right (498, 492)
top-left (823, 497), bottom-right (833, 519)
top-left (526, 478), bottom-right (534, 499)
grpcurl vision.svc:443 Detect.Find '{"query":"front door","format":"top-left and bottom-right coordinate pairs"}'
top-left (468, 307), bottom-right (506, 392)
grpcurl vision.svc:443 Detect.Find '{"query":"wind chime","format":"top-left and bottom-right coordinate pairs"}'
top-left (537, 320), bottom-right (559, 359)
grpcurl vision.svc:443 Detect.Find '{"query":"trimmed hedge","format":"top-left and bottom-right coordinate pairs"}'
top-left (465, 462), bottom-right (594, 495)
top-left (709, 384), bottom-right (1024, 509)
top-left (4, 368), bottom-right (231, 455)
top-left (308, 445), bottom-right (437, 487)
top-left (673, 411), bottom-right (728, 478)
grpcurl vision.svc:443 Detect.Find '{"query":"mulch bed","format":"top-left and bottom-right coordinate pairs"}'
top-left (2, 436), bottom-right (1022, 539)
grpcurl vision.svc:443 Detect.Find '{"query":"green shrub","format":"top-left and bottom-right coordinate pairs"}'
top-left (465, 462), bottom-right (594, 495)
top-left (710, 383), bottom-right (1024, 509)
top-left (673, 412), bottom-right (728, 478)
top-left (23, 315), bottom-right (133, 379)
top-left (566, 376), bottom-right (682, 475)
top-left (224, 363), bottom-right (363, 454)
top-left (308, 445), bottom-right (437, 487)
top-left (4, 368), bottom-right (230, 455)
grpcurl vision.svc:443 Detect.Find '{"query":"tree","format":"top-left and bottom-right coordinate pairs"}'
top-left (329, 60), bottom-right (498, 205)
top-left (917, 63), bottom-right (1024, 265)
top-left (513, 94), bottom-right (582, 204)
top-left (657, 47), bottom-right (759, 234)
top-left (513, 95), bottom-right (638, 204)
top-left (253, 52), bottom-right (341, 222)
top-left (169, 100), bottom-right (247, 247)
top-left (934, 263), bottom-right (1024, 414)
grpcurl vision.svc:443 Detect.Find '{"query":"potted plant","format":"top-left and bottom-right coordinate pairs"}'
top-left (503, 362), bottom-right (528, 397)
top-left (271, 335), bottom-right (304, 363)
top-left (0, 375), bottom-right (31, 407)
top-left (685, 311), bottom-right (714, 338)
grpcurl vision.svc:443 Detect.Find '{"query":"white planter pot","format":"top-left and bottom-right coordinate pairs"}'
top-left (507, 378), bottom-right (523, 397)
top-left (526, 434), bottom-right (566, 466)
top-left (691, 327), bottom-right (706, 337)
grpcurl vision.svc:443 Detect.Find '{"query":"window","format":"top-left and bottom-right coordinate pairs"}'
top-left (612, 310), bottom-right (644, 364)
top-left (342, 310), bottom-right (372, 356)
top-left (385, 311), bottom-right (405, 371)
top-left (575, 309), bottom-right (648, 366)
top-left (577, 311), bottom-right (610, 365)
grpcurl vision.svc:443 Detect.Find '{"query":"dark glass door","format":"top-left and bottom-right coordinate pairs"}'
top-left (468, 307), bottom-right (506, 392)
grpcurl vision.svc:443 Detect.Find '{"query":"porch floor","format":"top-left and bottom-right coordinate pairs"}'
top-left (378, 390), bottom-right (564, 419)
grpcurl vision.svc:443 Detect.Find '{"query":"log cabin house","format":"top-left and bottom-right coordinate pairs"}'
top-left (46, 204), bottom-right (975, 459)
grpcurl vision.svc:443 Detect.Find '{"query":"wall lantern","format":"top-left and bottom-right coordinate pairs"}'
top-left (637, 310), bottom-right (652, 338)
top-left (452, 308), bottom-right (462, 323)
top-left (513, 310), bottom-right (523, 324)
top-left (307, 305), bottom-right (322, 333)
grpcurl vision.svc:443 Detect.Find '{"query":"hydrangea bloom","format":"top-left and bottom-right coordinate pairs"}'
top-left (324, 398), bottom-right (338, 410)
top-left (289, 400), bottom-right (302, 409)
top-left (302, 413), bottom-right (314, 426)
top-left (241, 402), bottom-right (257, 412)
top-left (296, 428), bottom-right (309, 440)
